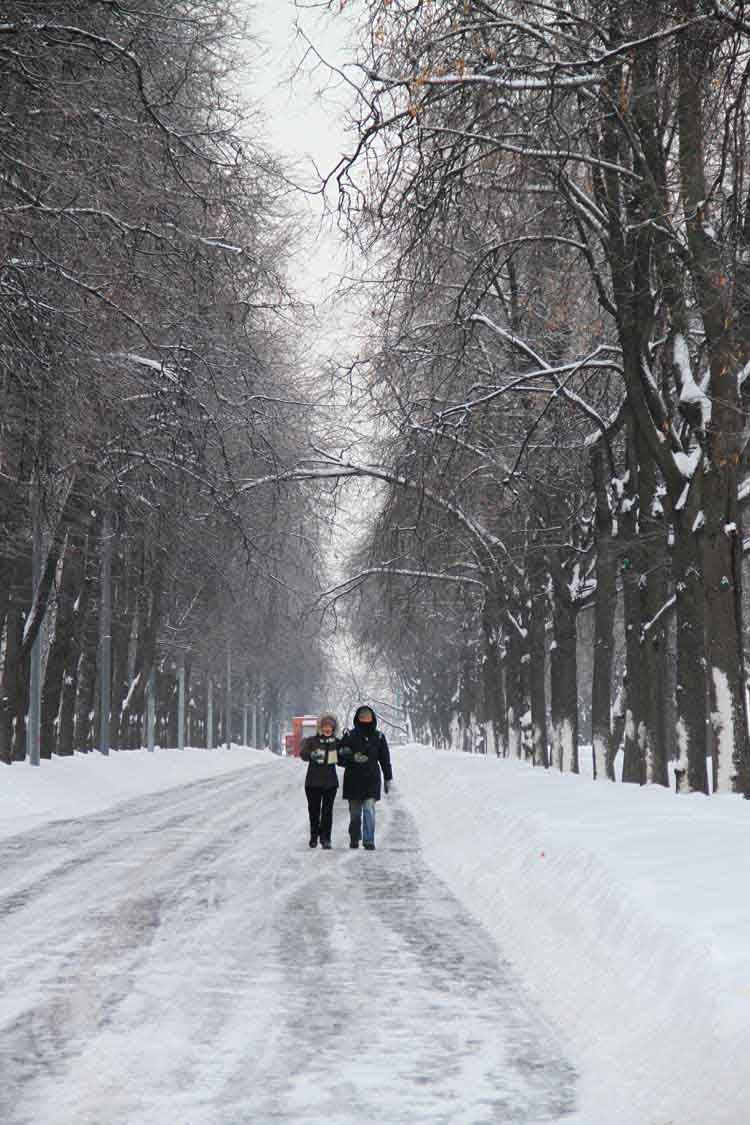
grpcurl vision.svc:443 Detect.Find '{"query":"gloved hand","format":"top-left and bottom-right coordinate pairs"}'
top-left (353, 751), bottom-right (369, 764)
top-left (384, 780), bottom-right (391, 795)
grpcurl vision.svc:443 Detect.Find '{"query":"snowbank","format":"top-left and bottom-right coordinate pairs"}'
top-left (0, 745), bottom-right (269, 842)
top-left (394, 745), bottom-right (749, 1125)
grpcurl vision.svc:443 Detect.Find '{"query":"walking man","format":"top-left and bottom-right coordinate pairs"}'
top-left (339, 705), bottom-right (392, 850)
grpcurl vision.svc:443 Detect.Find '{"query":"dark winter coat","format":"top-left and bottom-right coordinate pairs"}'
top-left (339, 708), bottom-right (392, 801)
top-left (300, 734), bottom-right (340, 790)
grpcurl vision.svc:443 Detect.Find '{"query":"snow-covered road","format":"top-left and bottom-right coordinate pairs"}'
top-left (2, 760), bottom-right (575, 1125)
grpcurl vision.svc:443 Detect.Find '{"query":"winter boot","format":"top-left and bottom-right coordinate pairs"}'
top-left (320, 839), bottom-right (332, 850)
top-left (349, 836), bottom-right (359, 849)
top-left (309, 835), bottom-right (318, 848)
top-left (363, 843), bottom-right (375, 851)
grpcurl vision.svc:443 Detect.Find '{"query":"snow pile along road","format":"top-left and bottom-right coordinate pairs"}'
top-left (395, 745), bottom-right (749, 1125)
top-left (0, 746), bottom-right (266, 843)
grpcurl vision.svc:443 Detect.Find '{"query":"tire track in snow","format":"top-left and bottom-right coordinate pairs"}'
top-left (216, 793), bottom-right (577, 1124)
top-left (0, 766), bottom-right (283, 1125)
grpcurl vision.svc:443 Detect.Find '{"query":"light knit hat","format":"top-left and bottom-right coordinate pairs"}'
top-left (317, 713), bottom-right (339, 733)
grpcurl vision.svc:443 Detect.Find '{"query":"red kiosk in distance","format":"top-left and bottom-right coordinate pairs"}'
top-left (290, 715), bottom-right (318, 757)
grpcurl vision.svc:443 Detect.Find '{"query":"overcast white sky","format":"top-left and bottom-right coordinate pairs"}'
top-left (241, 0), bottom-right (359, 320)
top-left (248, 2), bottom-right (355, 184)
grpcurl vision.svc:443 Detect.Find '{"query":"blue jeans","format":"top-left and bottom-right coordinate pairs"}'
top-left (348, 798), bottom-right (376, 845)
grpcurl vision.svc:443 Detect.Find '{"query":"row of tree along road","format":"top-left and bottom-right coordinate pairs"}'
top-left (0, 2), bottom-right (328, 764)
top-left (313, 0), bottom-right (750, 796)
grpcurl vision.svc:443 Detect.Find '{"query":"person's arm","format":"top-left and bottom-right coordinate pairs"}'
top-left (337, 731), bottom-right (353, 761)
top-left (299, 737), bottom-right (314, 762)
top-left (379, 733), bottom-right (393, 791)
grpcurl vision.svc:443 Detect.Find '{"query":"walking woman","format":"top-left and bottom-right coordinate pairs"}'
top-left (299, 713), bottom-right (340, 849)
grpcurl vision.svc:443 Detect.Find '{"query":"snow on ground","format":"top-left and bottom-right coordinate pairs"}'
top-left (0, 746), bottom-right (265, 842)
top-left (2, 743), bottom-right (748, 1124)
top-left (396, 746), bottom-right (750, 1125)
top-left (2, 748), bottom-right (573, 1125)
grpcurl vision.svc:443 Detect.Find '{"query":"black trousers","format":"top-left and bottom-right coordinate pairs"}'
top-left (306, 787), bottom-right (336, 842)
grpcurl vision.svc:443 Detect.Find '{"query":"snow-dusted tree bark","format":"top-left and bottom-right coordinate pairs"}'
top-left (527, 547), bottom-right (549, 769)
top-left (619, 429), bottom-right (643, 785)
top-left (672, 513), bottom-right (709, 794)
top-left (481, 599), bottom-right (506, 757)
top-left (57, 533), bottom-right (97, 758)
top-left (637, 436), bottom-right (670, 788)
top-left (590, 443), bottom-right (618, 781)
top-left (550, 593), bottom-right (579, 775)
top-left (40, 529), bottom-right (89, 758)
top-left (0, 564), bottom-right (26, 764)
top-left (676, 5), bottom-right (750, 793)
top-left (504, 614), bottom-right (525, 761)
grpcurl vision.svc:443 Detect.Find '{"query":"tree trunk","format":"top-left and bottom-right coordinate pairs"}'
top-left (40, 534), bottom-right (87, 756)
top-left (672, 516), bottom-right (709, 793)
top-left (161, 667), bottom-right (178, 748)
top-left (590, 445), bottom-right (618, 780)
top-left (0, 566), bottom-right (25, 765)
top-left (459, 621), bottom-right (478, 752)
top-left (504, 620), bottom-right (524, 759)
top-left (118, 554), bottom-right (164, 746)
top-left (20, 472), bottom-right (87, 667)
top-left (12, 649), bottom-right (30, 762)
top-left (528, 551), bottom-right (548, 768)
top-left (637, 432), bottom-right (669, 787)
top-left (620, 432), bottom-right (643, 784)
top-left (57, 552), bottom-right (95, 758)
top-left (550, 594), bottom-right (578, 773)
top-left (703, 463), bottom-right (750, 793)
top-left (677, 7), bottom-right (750, 793)
top-left (0, 558), bottom-right (10, 645)
top-left (74, 591), bottom-right (100, 752)
top-left (481, 605), bottom-right (506, 756)
top-left (109, 541), bottom-right (135, 751)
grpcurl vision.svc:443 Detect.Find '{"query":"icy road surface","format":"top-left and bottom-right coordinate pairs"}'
top-left (1, 762), bottom-right (576, 1124)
